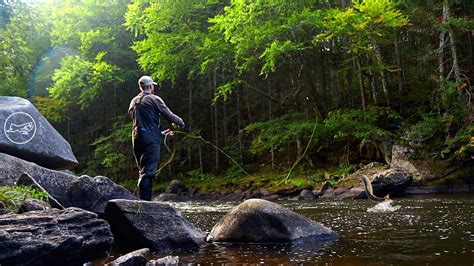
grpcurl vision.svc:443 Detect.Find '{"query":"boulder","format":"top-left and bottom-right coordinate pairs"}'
top-left (209, 199), bottom-right (337, 243)
top-left (66, 175), bottom-right (136, 215)
top-left (0, 152), bottom-right (77, 206)
top-left (104, 199), bottom-right (206, 252)
top-left (371, 169), bottom-right (413, 197)
top-left (0, 96), bottom-right (78, 170)
top-left (107, 248), bottom-right (149, 266)
top-left (298, 189), bottom-right (316, 200)
top-left (165, 179), bottom-right (187, 194)
top-left (0, 208), bottom-right (113, 265)
top-left (18, 198), bottom-right (50, 213)
top-left (390, 145), bottom-right (440, 183)
top-left (146, 256), bottom-right (182, 266)
top-left (17, 173), bottom-right (65, 209)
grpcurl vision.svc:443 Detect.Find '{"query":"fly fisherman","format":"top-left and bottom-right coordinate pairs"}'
top-left (128, 75), bottom-right (185, 200)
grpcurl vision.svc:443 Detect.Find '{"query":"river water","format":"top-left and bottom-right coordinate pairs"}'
top-left (154, 194), bottom-right (474, 265)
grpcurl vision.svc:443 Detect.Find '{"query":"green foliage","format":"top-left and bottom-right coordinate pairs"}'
top-left (406, 113), bottom-right (449, 143)
top-left (245, 113), bottom-right (325, 155)
top-left (48, 53), bottom-right (122, 109)
top-left (92, 121), bottom-right (133, 181)
top-left (0, 186), bottom-right (48, 213)
top-left (324, 107), bottom-right (399, 142)
top-left (444, 124), bottom-right (474, 159)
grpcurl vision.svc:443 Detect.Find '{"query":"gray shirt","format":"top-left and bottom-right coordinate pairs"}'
top-left (128, 92), bottom-right (184, 140)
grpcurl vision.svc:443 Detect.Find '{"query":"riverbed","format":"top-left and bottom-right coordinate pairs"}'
top-left (108, 194), bottom-right (474, 265)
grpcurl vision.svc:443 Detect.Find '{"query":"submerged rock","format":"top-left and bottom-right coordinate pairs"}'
top-left (146, 256), bottom-right (182, 266)
top-left (0, 96), bottom-right (78, 170)
top-left (209, 199), bottom-right (337, 243)
top-left (0, 208), bottom-right (113, 265)
top-left (107, 248), bottom-right (149, 266)
top-left (67, 175), bottom-right (136, 215)
top-left (104, 199), bottom-right (206, 252)
top-left (0, 152), bottom-right (78, 207)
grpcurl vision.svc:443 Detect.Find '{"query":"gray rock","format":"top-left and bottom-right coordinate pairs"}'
top-left (66, 175), bottom-right (136, 215)
top-left (0, 207), bottom-right (113, 265)
top-left (17, 173), bottom-right (65, 209)
top-left (146, 256), bottom-right (181, 266)
top-left (299, 189), bottom-right (316, 200)
top-left (209, 199), bottom-right (337, 243)
top-left (155, 193), bottom-right (185, 202)
top-left (107, 248), bottom-right (149, 266)
top-left (104, 199), bottom-right (206, 252)
top-left (0, 152), bottom-right (78, 206)
top-left (390, 145), bottom-right (436, 183)
top-left (0, 96), bottom-right (78, 170)
top-left (18, 198), bottom-right (50, 213)
top-left (165, 179), bottom-right (187, 194)
top-left (221, 190), bottom-right (245, 202)
top-left (371, 169), bottom-right (413, 197)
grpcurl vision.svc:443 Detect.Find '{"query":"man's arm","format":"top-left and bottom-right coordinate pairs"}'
top-left (154, 96), bottom-right (185, 128)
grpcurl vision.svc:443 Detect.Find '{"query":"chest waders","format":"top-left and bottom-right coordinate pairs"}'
top-left (131, 94), bottom-right (161, 201)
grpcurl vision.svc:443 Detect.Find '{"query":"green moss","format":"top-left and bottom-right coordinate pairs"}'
top-left (0, 186), bottom-right (48, 213)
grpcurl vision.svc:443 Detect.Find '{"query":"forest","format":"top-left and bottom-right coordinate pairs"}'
top-left (1, 0), bottom-right (472, 193)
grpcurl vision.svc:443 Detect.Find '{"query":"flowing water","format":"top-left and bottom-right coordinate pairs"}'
top-left (114, 194), bottom-right (474, 265)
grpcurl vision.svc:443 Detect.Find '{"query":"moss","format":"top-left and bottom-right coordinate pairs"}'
top-left (0, 186), bottom-right (48, 213)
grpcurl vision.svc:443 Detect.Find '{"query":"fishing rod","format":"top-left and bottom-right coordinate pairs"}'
top-left (158, 130), bottom-right (248, 176)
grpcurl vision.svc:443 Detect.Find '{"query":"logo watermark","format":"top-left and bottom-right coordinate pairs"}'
top-left (2, 0), bottom-right (16, 6)
top-left (4, 112), bottom-right (37, 145)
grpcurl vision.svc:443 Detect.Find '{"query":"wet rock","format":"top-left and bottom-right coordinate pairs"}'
top-left (155, 193), bottom-right (185, 202)
top-left (221, 190), bottom-right (245, 202)
top-left (104, 199), bottom-right (206, 252)
top-left (66, 175), bottom-right (136, 215)
top-left (0, 208), bottom-right (113, 265)
top-left (371, 169), bottom-right (413, 197)
top-left (0, 96), bottom-right (78, 170)
top-left (146, 256), bottom-right (182, 266)
top-left (246, 189), bottom-right (264, 199)
top-left (262, 194), bottom-right (280, 201)
top-left (165, 179), bottom-right (187, 194)
top-left (0, 153), bottom-right (77, 206)
top-left (18, 198), bottom-right (50, 213)
top-left (299, 189), bottom-right (316, 200)
top-left (334, 187), bottom-right (365, 200)
top-left (107, 248), bottom-right (149, 266)
top-left (209, 199), bottom-right (337, 243)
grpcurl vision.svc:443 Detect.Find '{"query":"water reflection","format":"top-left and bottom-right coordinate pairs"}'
top-left (163, 194), bottom-right (474, 265)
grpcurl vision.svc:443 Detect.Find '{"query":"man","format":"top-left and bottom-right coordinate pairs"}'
top-left (128, 75), bottom-right (185, 200)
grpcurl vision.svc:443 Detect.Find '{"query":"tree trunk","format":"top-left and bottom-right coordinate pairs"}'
top-left (356, 57), bottom-right (367, 112)
top-left (213, 68), bottom-right (219, 172)
top-left (371, 38), bottom-right (390, 106)
top-left (445, 0), bottom-right (461, 84)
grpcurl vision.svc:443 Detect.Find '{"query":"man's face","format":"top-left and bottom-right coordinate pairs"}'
top-left (150, 84), bottom-right (155, 94)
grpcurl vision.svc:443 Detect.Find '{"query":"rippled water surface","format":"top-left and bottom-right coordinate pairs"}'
top-left (156, 194), bottom-right (473, 265)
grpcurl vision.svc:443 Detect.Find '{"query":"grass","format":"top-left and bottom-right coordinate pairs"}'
top-left (0, 186), bottom-right (49, 213)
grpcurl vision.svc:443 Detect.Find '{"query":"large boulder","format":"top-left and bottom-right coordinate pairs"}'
top-left (0, 96), bottom-right (78, 170)
top-left (0, 152), bottom-right (78, 206)
top-left (66, 175), bottom-right (136, 215)
top-left (208, 199), bottom-right (337, 243)
top-left (0, 208), bottom-right (113, 265)
top-left (370, 169), bottom-right (413, 197)
top-left (104, 199), bottom-right (206, 252)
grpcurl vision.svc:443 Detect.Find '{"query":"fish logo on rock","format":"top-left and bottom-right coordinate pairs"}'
top-left (4, 112), bottom-right (36, 145)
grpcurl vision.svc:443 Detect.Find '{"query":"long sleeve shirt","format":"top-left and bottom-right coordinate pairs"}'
top-left (128, 92), bottom-right (184, 141)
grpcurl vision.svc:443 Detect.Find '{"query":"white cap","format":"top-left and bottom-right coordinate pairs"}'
top-left (138, 76), bottom-right (157, 86)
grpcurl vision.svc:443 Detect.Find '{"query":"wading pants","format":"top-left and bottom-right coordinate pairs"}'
top-left (132, 132), bottom-right (160, 201)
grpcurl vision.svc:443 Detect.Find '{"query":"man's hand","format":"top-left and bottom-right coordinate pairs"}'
top-left (161, 128), bottom-right (174, 136)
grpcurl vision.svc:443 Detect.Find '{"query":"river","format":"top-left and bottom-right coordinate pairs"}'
top-left (150, 194), bottom-right (474, 265)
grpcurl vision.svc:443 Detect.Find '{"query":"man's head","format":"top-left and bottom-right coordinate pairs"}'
top-left (138, 75), bottom-right (157, 92)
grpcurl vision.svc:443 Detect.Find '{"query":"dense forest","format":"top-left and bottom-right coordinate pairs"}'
top-left (1, 0), bottom-right (472, 192)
